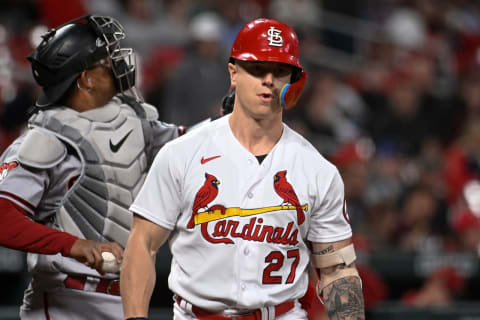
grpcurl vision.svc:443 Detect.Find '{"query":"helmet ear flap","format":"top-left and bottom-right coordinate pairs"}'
top-left (281, 71), bottom-right (307, 110)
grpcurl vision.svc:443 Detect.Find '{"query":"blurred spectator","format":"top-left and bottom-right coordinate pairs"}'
top-left (364, 143), bottom-right (406, 206)
top-left (402, 266), bottom-right (466, 306)
top-left (142, 47), bottom-right (185, 112)
top-left (444, 121), bottom-right (480, 204)
top-left (445, 0), bottom-right (480, 34)
top-left (431, 64), bottom-right (480, 151)
top-left (416, 138), bottom-right (448, 197)
top-left (384, 7), bottom-right (427, 52)
top-left (295, 68), bottom-right (368, 155)
top-left (320, 0), bottom-right (363, 54)
top-left (356, 200), bottom-right (398, 252)
top-left (161, 11), bottom-right (229, 125)
top-left (118, 0), bottom-right (190, 62)
top-left (214, 0), bottom-right (258, 56)
top-left (0, 84), bottom-right (36, 152)
top-left (37, 0), bottom-right (87, 28)
top-left (330, 139), bottom-right (373, 229)
top-left (394, 184), bottom-right (445, 253)
top-left (83, 0), bottom-right (124, 18)
top-left (450, 209), bottom-right (480, 254)
top-left (269, 0), bottom-right (321, 30)
top-left (365, 62), bottom-right (439, 157)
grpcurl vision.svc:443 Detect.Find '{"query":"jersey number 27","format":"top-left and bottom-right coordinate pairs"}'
top-left (263, 249), bottom-right (299, 284)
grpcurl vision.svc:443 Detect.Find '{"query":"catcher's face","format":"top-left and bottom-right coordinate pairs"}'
top-left (82, 58), bottom-right (118, 109)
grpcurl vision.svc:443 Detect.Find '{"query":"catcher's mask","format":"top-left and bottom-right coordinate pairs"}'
top-left (28, 15), bottom-right (141, 107)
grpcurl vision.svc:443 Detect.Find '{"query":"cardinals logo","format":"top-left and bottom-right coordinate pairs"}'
top-left (0, 161), bottom-right (18, 184)
top-left (188, 173), bottom-right (220, 229)
top-left (189, 171), bottom-right (309, 245)
top-left (274, 170), bottom-right (305, 225)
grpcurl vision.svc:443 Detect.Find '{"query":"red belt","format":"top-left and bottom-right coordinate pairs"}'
top-left (176, 296), bottom-right (294, 320)
top-left (64, 276), bottom-right (120, 296)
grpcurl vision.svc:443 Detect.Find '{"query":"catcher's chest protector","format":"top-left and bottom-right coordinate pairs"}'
top-left (29, 99), bottom-right (151, 247)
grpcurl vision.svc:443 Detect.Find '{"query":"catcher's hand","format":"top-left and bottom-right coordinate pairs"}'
top-left (69, 239), bottom-right (123, 274)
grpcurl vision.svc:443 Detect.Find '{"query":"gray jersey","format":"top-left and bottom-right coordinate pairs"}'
top-left (0, 97), bottom-right (181, 319)
top-left (27, 97), bottom-right (173, 248)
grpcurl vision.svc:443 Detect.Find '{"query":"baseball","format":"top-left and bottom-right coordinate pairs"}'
top-left (101, 251), bottom-right (121, 274)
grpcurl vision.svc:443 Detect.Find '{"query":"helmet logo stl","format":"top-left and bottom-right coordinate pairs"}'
top-left (267, 27), bottom-right (283, 47)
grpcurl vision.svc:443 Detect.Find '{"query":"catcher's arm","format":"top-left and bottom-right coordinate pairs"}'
top-left (312, 239), bottom-right (365, 320)
top-left (121, 214), bottom-right (171, 318)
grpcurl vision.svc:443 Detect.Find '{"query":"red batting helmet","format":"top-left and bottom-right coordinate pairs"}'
top-left (230, 18), bottom-right (306, 109)
top-left (230, 18), bottom-right (302, 69)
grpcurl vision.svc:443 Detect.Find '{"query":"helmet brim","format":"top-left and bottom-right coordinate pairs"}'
top-left (35, 73), bottom-right (79, 107)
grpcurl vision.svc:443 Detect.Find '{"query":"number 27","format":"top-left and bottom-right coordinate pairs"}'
top-left (263, 249), bottom-right (300, 284)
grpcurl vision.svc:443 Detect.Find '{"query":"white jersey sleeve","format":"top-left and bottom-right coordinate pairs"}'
top-left (130, 142), bottom-right (181, 230)
top-left (307, 167), bottom-right (351, 243)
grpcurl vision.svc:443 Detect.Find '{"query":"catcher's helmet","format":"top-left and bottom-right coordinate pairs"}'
top-left (230, 18), bottom-right (306, 109)
top-left (230, 18), bottom-right (302, 70)
top-left (28, 15), bottom-right (138, 107)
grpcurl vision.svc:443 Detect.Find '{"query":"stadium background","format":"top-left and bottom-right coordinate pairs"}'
top-left (1, 0), bottom-right (480, 319)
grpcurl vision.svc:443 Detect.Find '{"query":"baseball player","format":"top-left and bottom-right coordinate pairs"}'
top-left (0, 15), bottom-right (189, 320)
top-left (122, 18), bottom-right (365, 320)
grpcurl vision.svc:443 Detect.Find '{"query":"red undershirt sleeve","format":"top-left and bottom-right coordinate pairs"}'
top-left (0, 198), bottom-right (78, 257)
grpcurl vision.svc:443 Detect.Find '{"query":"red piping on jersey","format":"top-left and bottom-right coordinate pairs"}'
top-left (0, 198), bottom-right (77, 256)
top-left (0, 190), bottom-right (35, 211)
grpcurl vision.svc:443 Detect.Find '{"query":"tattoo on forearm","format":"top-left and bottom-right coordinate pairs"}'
top-left (315, 245), bottom-right (334, 255)
top-left (323, 276), bottom-right (365, 320)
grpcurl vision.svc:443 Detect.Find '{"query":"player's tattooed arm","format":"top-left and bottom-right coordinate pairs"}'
top-left (322, 264), bottom-right (365, 320)
top-left (316, 245), bottom-right (334, 255)
top-left (312, 240), bottom-right (365, 319)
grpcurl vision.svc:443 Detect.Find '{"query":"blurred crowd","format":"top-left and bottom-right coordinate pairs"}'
top-left (2, 0), bottom-right (480, 316)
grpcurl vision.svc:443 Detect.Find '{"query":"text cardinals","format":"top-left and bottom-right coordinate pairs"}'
top-left (201, 217), bottom-right (299, 245)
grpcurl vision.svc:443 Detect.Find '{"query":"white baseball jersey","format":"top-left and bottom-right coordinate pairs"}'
top-left (131, 115), bottom-right (352, 311)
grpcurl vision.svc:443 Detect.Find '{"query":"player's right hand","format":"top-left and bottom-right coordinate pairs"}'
top-left (69, 239), bottom-right (123, 274)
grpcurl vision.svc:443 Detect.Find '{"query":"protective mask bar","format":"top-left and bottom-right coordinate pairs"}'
top-left (89, 15), bottom-right (142, 101)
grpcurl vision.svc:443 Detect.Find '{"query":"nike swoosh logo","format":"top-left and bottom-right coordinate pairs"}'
top-left (201, 155), bottom-right (221, 164)
top-left (109, 129), bottom-right (134, 153)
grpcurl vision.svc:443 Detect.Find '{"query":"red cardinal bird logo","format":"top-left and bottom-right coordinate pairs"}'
top-left (188, 173), bottom-right (220, 229)
top-left (273, 170), bottom-right (305, 225)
